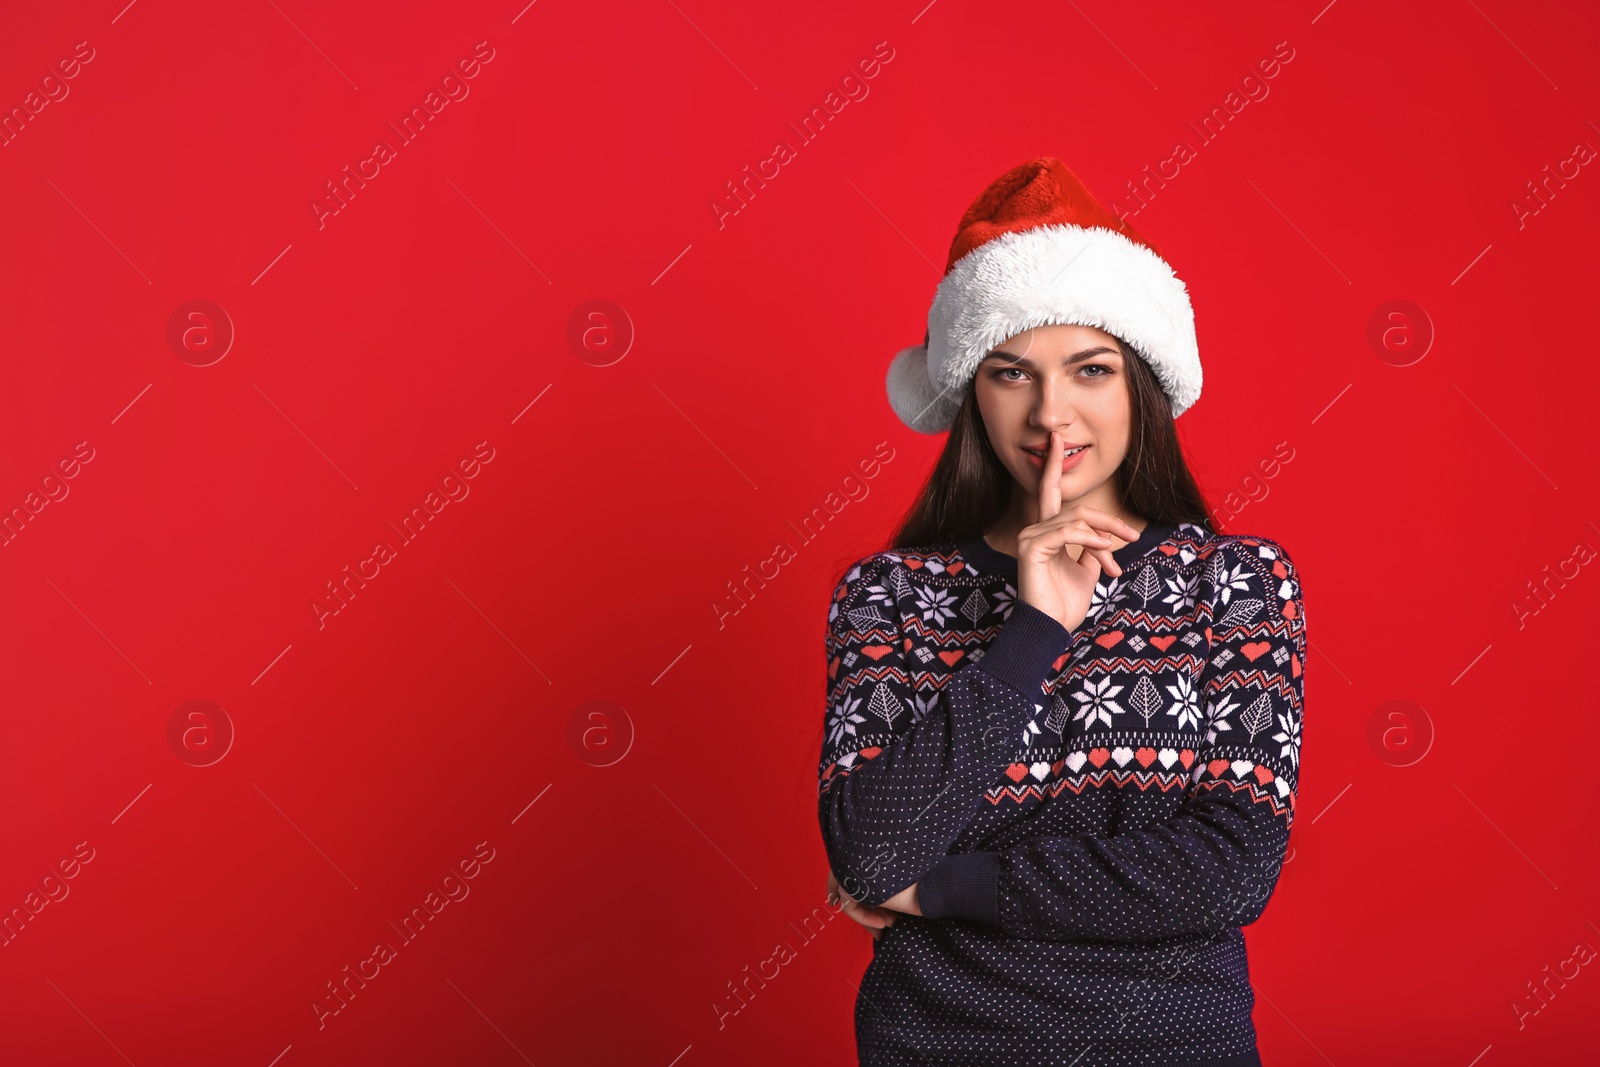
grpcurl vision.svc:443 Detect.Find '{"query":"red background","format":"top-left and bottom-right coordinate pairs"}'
top-left (2, 0), bottom-right (1597, 1063)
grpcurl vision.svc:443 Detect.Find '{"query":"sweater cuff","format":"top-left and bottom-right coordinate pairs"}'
top-left (975, 600), bottom-right (1072, 699)
top-left (917, 851), bottom-right (1002, 930)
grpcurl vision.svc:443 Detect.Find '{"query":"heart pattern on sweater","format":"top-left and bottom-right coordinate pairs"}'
top-left (1240, 641), bottom-right (1271, 662)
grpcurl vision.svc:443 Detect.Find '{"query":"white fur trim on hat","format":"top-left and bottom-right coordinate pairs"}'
top-left (903, 223), bottom-right (1201, 433)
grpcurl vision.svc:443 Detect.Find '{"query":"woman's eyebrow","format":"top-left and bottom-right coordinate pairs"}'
top-left (984, 345), bottom-right (1121, 368)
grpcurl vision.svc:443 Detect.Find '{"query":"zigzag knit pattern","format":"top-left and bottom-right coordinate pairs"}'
top-left (818, 520), bottom-right (1306, 1066)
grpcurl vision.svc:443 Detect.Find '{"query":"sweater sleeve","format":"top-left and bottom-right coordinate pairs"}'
top-left (918, 538), bottom-right (1306, 944)
top-left (817, 553), bottom-right (1071, 908)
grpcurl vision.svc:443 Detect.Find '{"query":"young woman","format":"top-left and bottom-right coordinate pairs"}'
top-left (817, 158), bottom-right (1306, 1066)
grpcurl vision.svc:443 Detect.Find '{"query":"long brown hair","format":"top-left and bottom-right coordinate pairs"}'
top-left (884, 335), bottom-right (1214, 552)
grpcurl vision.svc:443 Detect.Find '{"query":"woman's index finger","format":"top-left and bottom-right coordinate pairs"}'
top-left (1038, 428), bottom-right (1063, 519)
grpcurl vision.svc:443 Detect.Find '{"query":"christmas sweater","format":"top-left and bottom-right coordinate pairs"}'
top-left (817, 520), bottom-right (1306, 1066)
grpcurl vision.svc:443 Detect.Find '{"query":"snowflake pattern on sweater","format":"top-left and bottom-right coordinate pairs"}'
top-left (817, 521), bottom-right (1306, 1066)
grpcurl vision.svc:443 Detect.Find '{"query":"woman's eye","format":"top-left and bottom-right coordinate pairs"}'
top-left (1081, 364), bottom-right (1110, 378)
top-left (993, 367), bottom-right (1025, 382)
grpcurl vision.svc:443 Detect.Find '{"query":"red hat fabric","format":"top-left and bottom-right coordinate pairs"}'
top-left (886, 157), bottom-right (1201, 434)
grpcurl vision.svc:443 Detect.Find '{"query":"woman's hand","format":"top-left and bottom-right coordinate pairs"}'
top-left (878, 881), bottom-right (922, 916)
top-left (1016, 428), bottom-right (1142, 632)
top-left (826, 869), bottom-right (901, 941)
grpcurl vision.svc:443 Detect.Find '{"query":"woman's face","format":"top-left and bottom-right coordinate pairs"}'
top-left (973, 322), bottom-right (1134, 510)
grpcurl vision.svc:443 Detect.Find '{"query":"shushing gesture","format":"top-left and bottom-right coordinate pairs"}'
top-left (1015, 427), bottom-right (1142, 632)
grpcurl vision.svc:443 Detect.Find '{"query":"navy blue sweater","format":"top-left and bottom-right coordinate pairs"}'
top-left (818, 520), bottom-right (1306, 1065)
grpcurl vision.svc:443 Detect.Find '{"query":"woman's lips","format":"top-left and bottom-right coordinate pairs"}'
top-left (1024, 444), bottom-right (1089, 472)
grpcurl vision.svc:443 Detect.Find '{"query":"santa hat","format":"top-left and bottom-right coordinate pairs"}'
top-left (885, 156), bottom-right (1202, 434)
